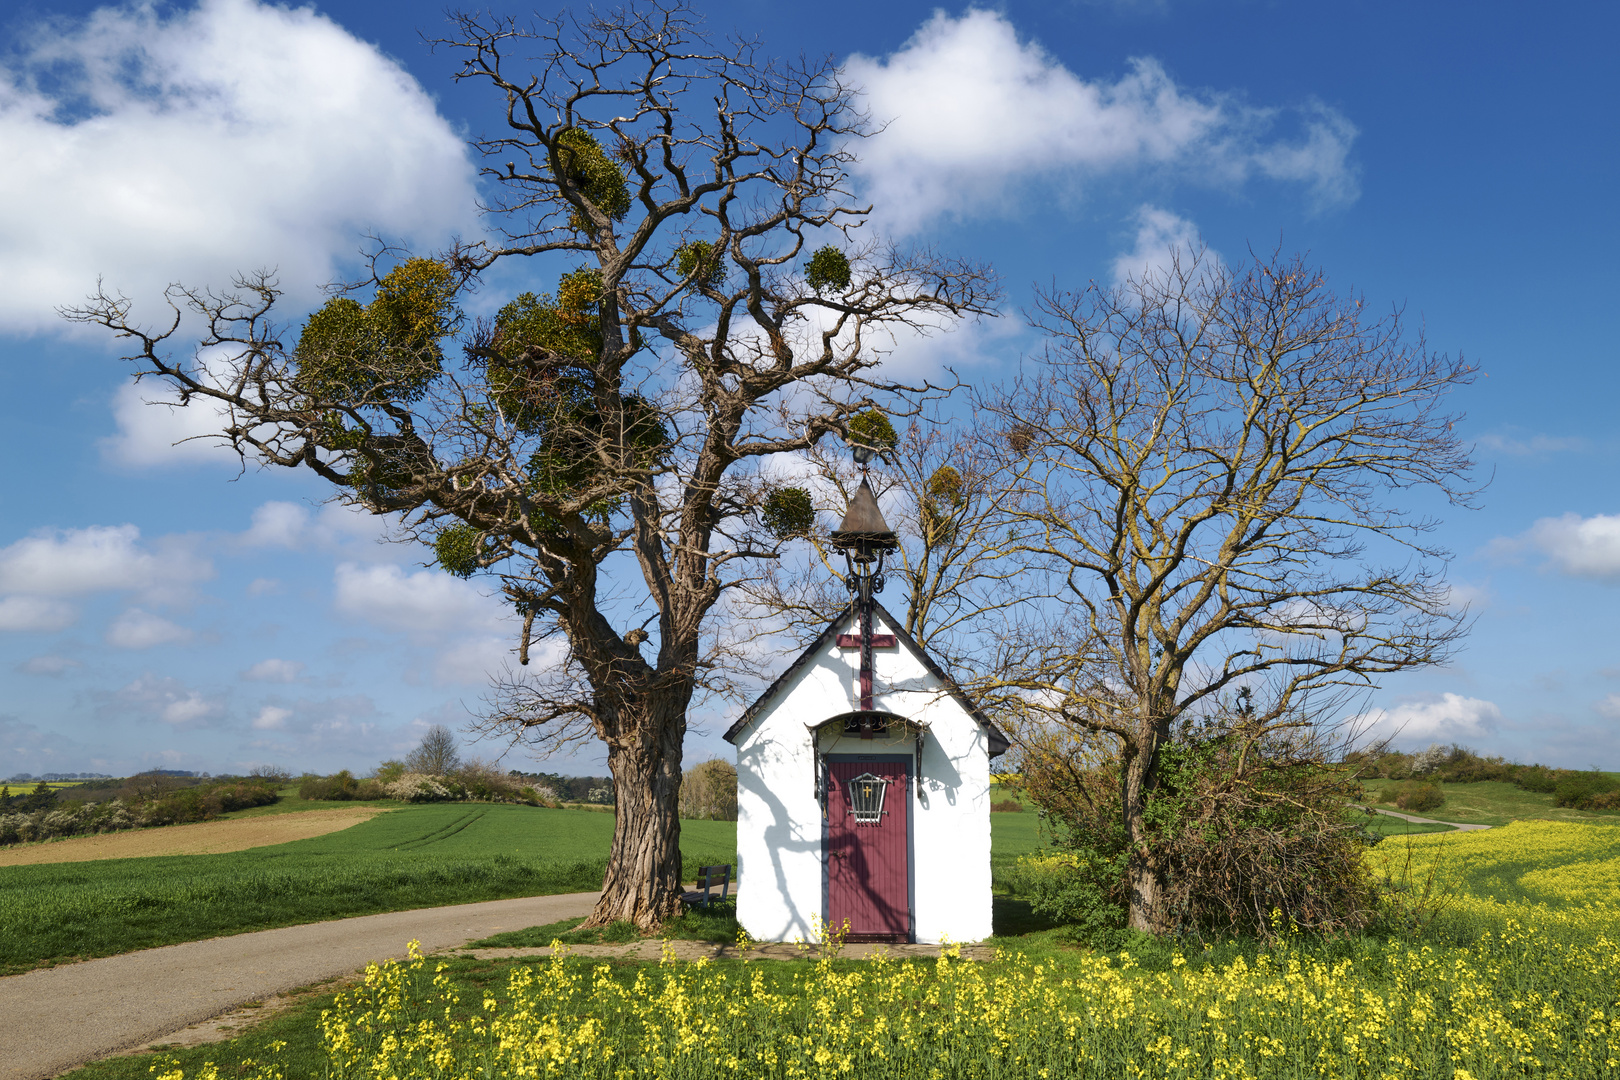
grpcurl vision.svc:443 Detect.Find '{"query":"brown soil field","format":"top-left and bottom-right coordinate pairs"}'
top-left (0, 807), bottom-right (386, 866)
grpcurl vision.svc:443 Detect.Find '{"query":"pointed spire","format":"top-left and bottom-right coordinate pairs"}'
top-left (831, 476), bottom-right (898, 560)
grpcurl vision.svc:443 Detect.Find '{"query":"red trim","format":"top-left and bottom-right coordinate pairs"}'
top-left (837, 634), bottom-right (896, 648)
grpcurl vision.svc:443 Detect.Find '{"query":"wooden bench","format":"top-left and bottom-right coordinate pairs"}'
top-left (683, 863), bottom-right (731, 908)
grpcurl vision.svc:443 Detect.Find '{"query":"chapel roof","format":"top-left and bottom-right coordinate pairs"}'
top-left (722, 599), bottom-right (1010, 757)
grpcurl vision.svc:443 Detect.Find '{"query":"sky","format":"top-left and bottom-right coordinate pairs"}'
top-left (1, 0), bottom-right (1617, 778)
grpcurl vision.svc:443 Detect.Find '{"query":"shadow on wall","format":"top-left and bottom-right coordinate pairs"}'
top-left (738, 740), bottom-right (821, 942)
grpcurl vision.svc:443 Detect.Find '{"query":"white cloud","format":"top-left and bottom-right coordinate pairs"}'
top-left (1361, 693), bottom-right (1502, 745)
top-left (0, 0), bottom-right (478, 335)
top-left (106, 608), bottom-right (192, 649)
top-left (333, 562), bottom-right (509, 638)
top-left (100, 380), bottom-right (239, 468)
top-left (1513, 513), bottom-right (1620, 581)
top-left (239, 501), bottom-right (396, 558)
top-left (1596, 694), bottom-right (1620, 720)
top-left (1111, 205), bottom-right (1212, 287)
top-left (246, 577), bottom-right (283, 596)
top-left (252, 705), bottom-right (292, 731)
top-left (0, 523), bottom-right (209, 604)
top-left (112, 675), bottom-right (225, 728)
top-left (241, 658), bottom-right (305, 683)
top-left (844, 10), bottom-right (1358, 233)
top-left (0, 596), bottom-right (78, 632)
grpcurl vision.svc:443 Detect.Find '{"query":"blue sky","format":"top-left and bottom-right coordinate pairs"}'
top-left (1, 0), bottom-right (1617, 777)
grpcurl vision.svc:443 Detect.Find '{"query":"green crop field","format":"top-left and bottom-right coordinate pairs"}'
top-left (0, 804), bottom-right (735, 975)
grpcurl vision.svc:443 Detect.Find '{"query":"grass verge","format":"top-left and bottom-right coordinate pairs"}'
top-left (0, 804), bottom-right (735, 974)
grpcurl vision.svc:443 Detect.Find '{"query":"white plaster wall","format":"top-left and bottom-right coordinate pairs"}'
top-left (734, 611), bottom-right (992, 944)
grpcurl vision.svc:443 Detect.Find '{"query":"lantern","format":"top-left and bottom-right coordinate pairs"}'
top-left (846, 771), bottom-right (891, 825)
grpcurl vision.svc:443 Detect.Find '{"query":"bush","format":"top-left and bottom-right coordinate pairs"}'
top-left (298, 770), bottom-right (384, 802)
top-left (1393, 781), bottom-right (1445, 813)
top-left (0, 775), bottom-right (279, 846)
top-left (991, 798), bottom-right (1023, 813)
top-left (1017, 720), bottom-right (1376, 939)
top-left (1553, 771), bottom-right (1620, 810)
top-left (679, 759), bottom-right (737, 821)
top-left (1000, 852), bottom-right (1126, 939)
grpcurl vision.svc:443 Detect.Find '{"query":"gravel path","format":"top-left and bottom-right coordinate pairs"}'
top-left (1360, 805), bottom-right (1493, 832)
top-left (0, 891), bottom-right (598, 1080)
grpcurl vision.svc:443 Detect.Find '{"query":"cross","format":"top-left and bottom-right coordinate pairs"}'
top-left (837, 626), bottom-right (897, 716)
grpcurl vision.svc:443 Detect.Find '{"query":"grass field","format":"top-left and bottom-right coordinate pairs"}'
top-left (1360, 777), bottom-right (1620, 826)
top-left (0, 804), bottom-right (735, 975)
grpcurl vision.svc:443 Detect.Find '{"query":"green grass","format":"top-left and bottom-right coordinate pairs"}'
top-left (1360, 778), bottom-right (1620, 827)
top-left (990, 804), bottom-right (1043, 881)
top-left (0, 804), bottom-right (735, 975)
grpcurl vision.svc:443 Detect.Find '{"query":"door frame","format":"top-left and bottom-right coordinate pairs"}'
top-left (821, 752), bottom-right (914, 943)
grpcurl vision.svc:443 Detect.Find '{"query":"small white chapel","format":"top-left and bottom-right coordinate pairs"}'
top-left (723, 474), bottom-right (1009, 944)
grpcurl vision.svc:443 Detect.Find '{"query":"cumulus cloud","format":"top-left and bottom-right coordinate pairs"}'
top-left (844, 10), bottom-right (1358, 233)
top-left (1505, 513), bottom-right (1620, 582)
top-left (1361, 693), bottom-right (1502, 745)
top-left (238, 501), bottom-right (396, 558)
top-left (333, 562), bottom-right (507, 636)
top-left (1111, 205), bottom-right (1212, 287)
top-left (241, 658), bottom-right (305, 683)
top-left (100, 380), bottom-right (239, 468)
top-left (0, 523), bottom-right (209, 605)
top-left (0, 596), bottom-right (78, 633)
top-left (252, 705), bottom-right (292, 731)
top-left (106, 608), bottom-right (192, 649)
top-left (0, 0), bottom-right (478, 335)
top-left (112, 675), bottom-right (225, 727)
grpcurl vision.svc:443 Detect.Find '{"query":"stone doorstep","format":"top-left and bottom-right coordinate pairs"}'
top-left (463, 941), bottom-right (995, 962)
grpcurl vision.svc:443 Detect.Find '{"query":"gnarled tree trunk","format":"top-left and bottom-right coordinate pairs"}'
top-left (583, 691), bottom-right (689, 929)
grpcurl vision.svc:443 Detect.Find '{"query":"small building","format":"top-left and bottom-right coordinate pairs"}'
top-left (724, 477), bottom-right (1009, 944)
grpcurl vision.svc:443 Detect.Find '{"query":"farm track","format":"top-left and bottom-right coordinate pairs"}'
top-left (1356, 805), bottom-right (1493, 832)
top-left (0, 891), bottom-right (601, 1080)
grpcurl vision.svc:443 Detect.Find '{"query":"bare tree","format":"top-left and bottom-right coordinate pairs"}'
top-left (405, 725), bottom-right (462, 776)
top-left (986, 248), bottom-right (1476, 934)
top-left (65, 2), bottom-right (994, 929)
top-left (744, 415), bottom-right (1039, 680)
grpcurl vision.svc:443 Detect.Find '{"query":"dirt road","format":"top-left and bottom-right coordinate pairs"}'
top-left (0, 891), bottom-right (599, 1080)
top-left (0, 808), bottom-right (385, 866)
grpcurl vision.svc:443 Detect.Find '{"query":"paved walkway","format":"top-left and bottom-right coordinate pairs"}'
top-left (0, 892), bottom-right (599, 1080)
top-left (1358, 805), bottom-right (1493, 832)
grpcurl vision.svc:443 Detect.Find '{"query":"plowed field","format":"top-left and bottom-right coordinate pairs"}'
top-left (0, 807), bottom-right (384, 865)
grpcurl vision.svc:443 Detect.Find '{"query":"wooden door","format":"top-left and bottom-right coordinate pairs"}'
top-left (826, 759), bottom-right (910, 941)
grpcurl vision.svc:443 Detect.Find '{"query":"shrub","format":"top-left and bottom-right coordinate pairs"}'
top-left (1553, 770), bottom-right (1620, 810)
top-left (1018, 719), bottom-right (1376, 939)
top-left (300, 770), bottom-right (367, 801)
top-left (1000, 852), bottom-right (1126, 939)
top-left (386, 773), bottom-right (456, 802)
top-left (991, 798), bottom-right (1023, 813)
top-left (1393, 781), bottom-right (1445, 813)
top-left (679, 759), bottom-right (737, 821)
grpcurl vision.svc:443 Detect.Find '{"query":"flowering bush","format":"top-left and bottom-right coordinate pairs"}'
top-left (385, 773), bottom-right (457, 802)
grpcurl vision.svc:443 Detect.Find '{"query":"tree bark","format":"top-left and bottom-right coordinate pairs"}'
top-left (1121, 739), bottom-right (1168, 933)
top-left (585, 696), bottom-right (688, 928)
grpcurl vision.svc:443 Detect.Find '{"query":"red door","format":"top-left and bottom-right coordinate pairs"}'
top-left (826, 760), bottom-right (910, 941)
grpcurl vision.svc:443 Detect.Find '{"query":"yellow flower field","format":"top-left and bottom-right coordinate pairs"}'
top-left (157, 821), bottom-right (1620, 1080)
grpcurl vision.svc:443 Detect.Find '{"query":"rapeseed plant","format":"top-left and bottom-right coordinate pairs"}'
top-left (155, 823), bottom-right (1620, 1079)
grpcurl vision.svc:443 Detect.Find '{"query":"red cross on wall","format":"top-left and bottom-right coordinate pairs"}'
top-left (837, 630), bottom-right (897, 713)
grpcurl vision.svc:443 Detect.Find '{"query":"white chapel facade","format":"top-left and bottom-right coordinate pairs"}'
top-left (724, 477), bottom-right (1009, 945)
